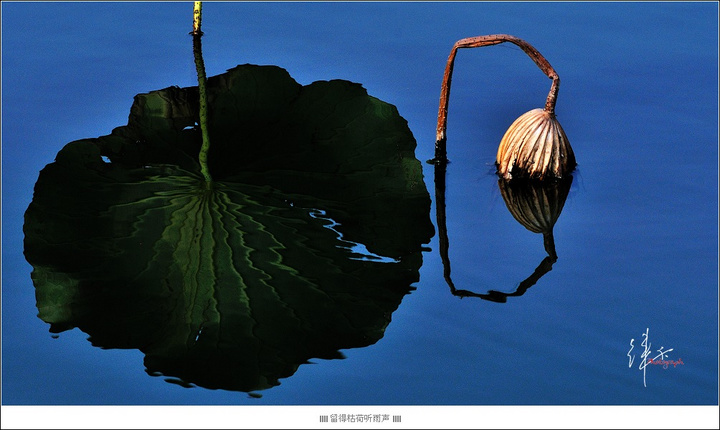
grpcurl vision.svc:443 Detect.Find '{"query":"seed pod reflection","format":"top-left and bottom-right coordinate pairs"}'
top-left (497, 175), bottom-right (573, 259)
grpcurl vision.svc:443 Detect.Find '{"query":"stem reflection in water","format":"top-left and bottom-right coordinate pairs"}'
top-left (435, 162), bottom-right (572, 303)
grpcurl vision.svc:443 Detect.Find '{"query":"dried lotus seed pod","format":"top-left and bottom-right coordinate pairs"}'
top-left (496, 108), bottom-right (576, 180)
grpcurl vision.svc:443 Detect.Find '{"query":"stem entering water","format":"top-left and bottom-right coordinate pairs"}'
top-left (192, 1), bottom-right (212, 183)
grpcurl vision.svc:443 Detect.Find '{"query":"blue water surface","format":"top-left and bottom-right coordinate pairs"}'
top-left (2, 0), bottom-right (718, 420)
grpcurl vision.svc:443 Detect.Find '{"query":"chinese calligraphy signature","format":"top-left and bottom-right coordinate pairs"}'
top-left (627, 328), bottom-right (683, 387)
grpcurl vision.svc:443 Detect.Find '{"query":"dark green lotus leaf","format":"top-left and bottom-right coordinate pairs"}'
top-left (24, 65), bottom-right (434, 393)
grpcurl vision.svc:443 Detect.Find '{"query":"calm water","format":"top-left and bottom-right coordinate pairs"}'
top-left (2, 0), bottom-right (718, 421)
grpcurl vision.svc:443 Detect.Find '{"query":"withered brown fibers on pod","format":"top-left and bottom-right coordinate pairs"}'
top-left (433, 34), bottom-right (576, 180)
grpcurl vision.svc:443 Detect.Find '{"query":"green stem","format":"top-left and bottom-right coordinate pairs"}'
top-left (192, 1), bottom-right (212, 183)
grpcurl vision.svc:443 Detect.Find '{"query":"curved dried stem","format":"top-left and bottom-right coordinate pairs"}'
top-left (433, 34), bottom-right (560, 163)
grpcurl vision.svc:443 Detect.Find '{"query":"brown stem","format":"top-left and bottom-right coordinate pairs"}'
top-left (434, 34), bottom-right (560, 163)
